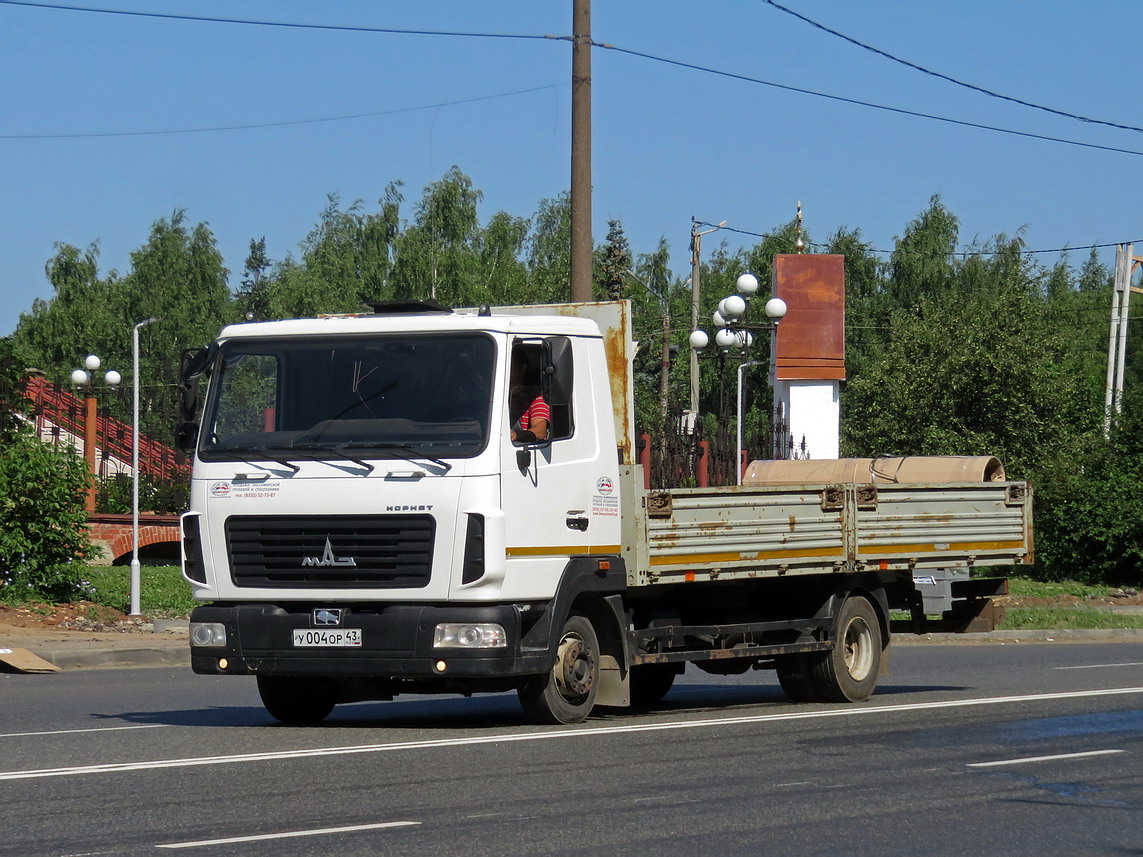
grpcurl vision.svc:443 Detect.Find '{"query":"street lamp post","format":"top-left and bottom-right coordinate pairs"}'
top-left (690, 273), bottom-right (787, 485)
top-left (130, 319), bottom-right (159, 616)
top-left (70, 355), bottom-right (121, 515)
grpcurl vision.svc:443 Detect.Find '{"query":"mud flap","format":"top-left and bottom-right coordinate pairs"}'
top-left (595, 654), bottom-right (629, 707)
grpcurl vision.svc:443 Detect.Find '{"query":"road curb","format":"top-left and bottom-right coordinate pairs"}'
top-left (896, 628), bottom-right (1143, 644)
top-left (31, 646), bottom-right (191, 670)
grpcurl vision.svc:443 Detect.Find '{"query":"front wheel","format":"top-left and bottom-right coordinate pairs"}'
top-left (257, 675), bottom-right (339, 724)
top-left (517, 612), bottom-right (600, 724)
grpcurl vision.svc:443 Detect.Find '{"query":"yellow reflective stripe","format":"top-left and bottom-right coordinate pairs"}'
top-left (649, 546), bottom-right (842, 567)
top-left (506, 544), bottom-right (622, 557)
top-left (857, 540), bottom-right (1025, 556)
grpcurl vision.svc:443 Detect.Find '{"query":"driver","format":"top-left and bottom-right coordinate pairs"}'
top-left (509, 348), bottom-right (549, 443)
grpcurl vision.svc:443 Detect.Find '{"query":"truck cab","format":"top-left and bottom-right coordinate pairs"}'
top-left (180, 301), bottom-right (629, 723)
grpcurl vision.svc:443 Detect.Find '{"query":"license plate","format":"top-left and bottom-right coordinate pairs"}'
top-left (292, 628), bottom-right (362, 647)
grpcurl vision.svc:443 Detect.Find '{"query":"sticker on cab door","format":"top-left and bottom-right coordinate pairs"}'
top-left (592, 476), bottom-right (619, 517)
top-left (232, 481), bottom-right (281, 500)
top-left (210, 482), bottom-right (231, 498)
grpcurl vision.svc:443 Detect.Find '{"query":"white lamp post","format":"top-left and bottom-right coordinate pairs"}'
top-left (130, 318), bottom-right (159, 616)
top-left (689, 273), bottom-right (787, 484)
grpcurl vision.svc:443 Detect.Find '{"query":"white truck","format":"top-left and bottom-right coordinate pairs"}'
top-left (177, 300), bottom-right (1033, 724)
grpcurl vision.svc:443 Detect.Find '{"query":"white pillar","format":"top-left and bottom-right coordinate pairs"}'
top-left (772, 379), bottom-right (840, 460)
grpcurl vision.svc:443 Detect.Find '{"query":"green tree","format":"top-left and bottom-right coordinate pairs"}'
top-left (390, 167), bottom-right (484, 306)
top-left (0, 339), bottom-right (91, 601)
top-left (599, 219), bottom-right (632, 301)
top-left (12, 241), bottom-right (128, 377)
top-left (887, 194), bottom-right (958, 311)
top-left (526, 192), bottom-right (572, 302)
top-left (121, 212), bottom-right (233, 442)
top-left (841, 284), bottom-right (1097, 476)
top-left (237, 237), bottom-right (272, 321)
top-left (267, 189), bottom-right (401, 318)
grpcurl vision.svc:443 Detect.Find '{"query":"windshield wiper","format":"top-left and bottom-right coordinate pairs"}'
top-left (215, 444), bottom-right (300, 475)
top-left (342, 441), bottom-right (453, 474)
top-left (289, 443), bottom-right (376, 475)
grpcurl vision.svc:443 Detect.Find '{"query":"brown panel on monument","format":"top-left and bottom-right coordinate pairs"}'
top-left (772, 254), bottom-right (846, 380)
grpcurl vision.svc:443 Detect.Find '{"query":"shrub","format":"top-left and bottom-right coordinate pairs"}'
top-left (1032, 441), bottom-right (1143, 586)
top-left (0, 432), bottom-right (92, 601)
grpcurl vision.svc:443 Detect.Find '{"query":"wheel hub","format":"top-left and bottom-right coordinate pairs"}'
top-left (554, 634), bottom-right (596, 698)
top-left (843, 617), bottom-right (874, 681)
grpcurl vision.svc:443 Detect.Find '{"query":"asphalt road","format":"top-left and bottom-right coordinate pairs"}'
top-left (3, 641), bottom-right (1143, 857)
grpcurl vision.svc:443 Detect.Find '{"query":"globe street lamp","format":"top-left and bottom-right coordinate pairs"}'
top-left (690, 273), bottom-right (787, 484)
top-left (71, 355), bottom-right (121, 514)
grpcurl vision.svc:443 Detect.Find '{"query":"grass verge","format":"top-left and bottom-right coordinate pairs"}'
top-left (1000, 608), bottom-right (1143, 630)
top-left (81, 565), bottom-right (196, 618)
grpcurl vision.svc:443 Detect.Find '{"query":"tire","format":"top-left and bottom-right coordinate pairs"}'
top-left (630, 663), bottom-right (679, 709)
top-left (257, 675), bottom-right (339, 725)
top-left (808, 595), bottom-right (882, 703)
top-left (517, 612), bottom-right (600, 724)
top-left (775, 656), bottom-right (821, 703)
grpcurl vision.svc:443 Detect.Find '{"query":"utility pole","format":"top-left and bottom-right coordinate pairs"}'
top-left (688, 218), bottom-right (726, 416)
top-left (1104, 242), bottom-right (1141, 436)
top-left (689, 219), bottom-right (702, 414)
top-left (569, 0), bottom-right (592, 302)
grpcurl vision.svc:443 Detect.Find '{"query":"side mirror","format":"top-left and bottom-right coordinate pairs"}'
top-left (176, 344), bottom-right (215, 448)
top-left (541, 336), bottom-right (574, 439)
top-left (175, 420), bottom-right (199, 452)
top-left (178, 344), bottom-right (216, 422)
top-left (179, 345), bottom-right (215, 383)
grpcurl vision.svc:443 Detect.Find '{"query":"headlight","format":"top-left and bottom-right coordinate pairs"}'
top-left (189, 622), bottom-right (227, 647)
top-left (433, 623), bottom-right (507, 649)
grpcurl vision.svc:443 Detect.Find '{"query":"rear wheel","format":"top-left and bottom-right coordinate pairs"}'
top-left (775, 657), bottom-right (820, 703)
top-left (257, 675), bottom-right (339, 724)
top-left (811, 595), bottom-right (882, 702)
top-left (629, 663), bottom-right (680, 709)
top-left (517, 612), bottom-right (599, 724)
top-left (777, 595), bottom-right (883, 703)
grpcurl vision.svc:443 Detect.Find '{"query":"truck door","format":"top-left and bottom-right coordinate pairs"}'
top-left (501, 336), bottom-right (613, 600)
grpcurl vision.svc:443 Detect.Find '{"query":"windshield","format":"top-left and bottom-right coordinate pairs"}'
top-left (200, 333), bottom-right (496, 460)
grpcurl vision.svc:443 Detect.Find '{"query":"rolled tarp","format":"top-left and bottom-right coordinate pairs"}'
top-left (742, 456), bottom-right (1006, 486)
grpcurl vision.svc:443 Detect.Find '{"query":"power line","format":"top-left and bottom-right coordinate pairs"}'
top-left (7, 0), bottom-right (1141, 161)
top-left (596, 44), bottom-right (1143, 159)
top-left (0, 84), bottom-right (566, 139)
top-left (0, 0), bottom-right (565, 41)
top-left (699, 223), bottom-right (1142, 259)
top-left (759, 0), bottom-right (1143, 135)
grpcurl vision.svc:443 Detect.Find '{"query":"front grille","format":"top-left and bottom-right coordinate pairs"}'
top-left (226, 515), bottom-right (434, 588)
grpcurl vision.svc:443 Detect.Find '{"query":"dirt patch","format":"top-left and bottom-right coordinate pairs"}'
top-left (0, 601), bottom-right (160, 634)
top-left (998, 588), bottom-right (1143, 609)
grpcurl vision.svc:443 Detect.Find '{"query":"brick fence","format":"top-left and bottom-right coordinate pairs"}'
top-left (88, 513), bottom-right (181, 564)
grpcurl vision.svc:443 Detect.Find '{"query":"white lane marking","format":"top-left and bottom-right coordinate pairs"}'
top-left (156, 821), bottom-right (420, 849)
top-left (0, 724), bottom-right (168, 739)
top-left (968, 749), bottom-right (1127, 768)
top-left (1055, 662), bottom-right (1143, 670)
top-left (2, 686), bottom-right (1142, 783)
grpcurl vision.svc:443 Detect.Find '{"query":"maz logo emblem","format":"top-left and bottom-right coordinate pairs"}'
top-left (313, 608), bottom-right (343, 626)
top-left (301, 538), bottom-right (357, 568)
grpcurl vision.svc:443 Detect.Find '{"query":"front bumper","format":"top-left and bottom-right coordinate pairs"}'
top-left (189, 602), bottom-right (549, 678)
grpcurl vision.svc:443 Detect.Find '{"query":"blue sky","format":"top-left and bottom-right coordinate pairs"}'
top-left (2, 0), bottom-right (1140, 337)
